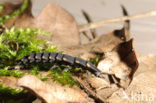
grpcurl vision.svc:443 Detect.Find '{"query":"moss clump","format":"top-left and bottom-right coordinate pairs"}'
top-left (0, 27), bottom-right (56, 68)
top-left (0, 84), bottom-right (25, 97)
top-left (49, 67), bottom-right (77, 86)
top-left (0, 84), bottom-right (35, 103)
top-left (0, 4), bottom-right (4, 14)
top-left (0, 0), bottom-right (78, 100)
top-left (0, 84), bottom-right (25, 102)
top-left (0, 67), bottom-right (25, 78)
top-left (30, 66), bottom-right (49, 81)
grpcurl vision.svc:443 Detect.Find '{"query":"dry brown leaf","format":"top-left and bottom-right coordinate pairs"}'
top-left (0, 0), bottom-right (24, 16)
top-left (97, 39), bottom-right (138, 88)
top-left (135, 55), bottom-right (156, 76)
top-left (105, 55), bottom-right (156, 103)
top-left (56, 18), bottom-right (134, 101)
top-left (74, 74), bottom-right (120, 102)
top-left (17, 75), bottom-right (89, 103)
top-left (0, 76), bottom-right (36, 102)
top-left (62, 27), bottom-right (127, 58)
top-left (0, 76), bottom-right (21, 89)
top-left (0, 71), bottom-right (90, 103)
top-left (73, 39), bottom-right (138, 102)
top-left (1, 0), bottom-right (80, 48)
top-left (0, 1), bottom-right (26, 27)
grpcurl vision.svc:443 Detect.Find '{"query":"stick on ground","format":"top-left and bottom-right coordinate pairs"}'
top-left (79, 10), bottom-right (156, 32)
top-left (82, 10), bottom-right (98, 39)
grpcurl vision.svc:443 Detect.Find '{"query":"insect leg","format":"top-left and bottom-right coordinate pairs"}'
top-left (62, 67), bottom-right (72, 72)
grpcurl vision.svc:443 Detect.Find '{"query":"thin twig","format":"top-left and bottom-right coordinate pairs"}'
top-left (82, 10), bottom-right (98, 39)
top-left (121, 5), bottom-right (130, 41)
top-left (81, 31), bottom-right (92, 41)
top-left (79, 10), bottom-right (156, 32)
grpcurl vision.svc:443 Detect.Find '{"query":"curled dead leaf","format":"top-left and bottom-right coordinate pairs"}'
top-left (62, 27), bottom-right (127, 58)
top-left (0, 76), bottom-right (36, 102)
top-left (108, 55), bottom-right (156, 103)
top-left (17, 75), bottom-right (89, 103)
top-left (97, 39), bottom-right (138, 88)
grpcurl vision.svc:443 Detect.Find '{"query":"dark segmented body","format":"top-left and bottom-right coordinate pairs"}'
top-left (17, 52), bottom-right (102, 77)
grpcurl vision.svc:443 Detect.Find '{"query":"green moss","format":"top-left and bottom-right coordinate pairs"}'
top-left (0, 0), bottom-right (29, 24)
top-left (44, 45), bottom-right (58, 52)
top-left (0, 84), bottom-right (25, 96)
top-left (0, 27), bottom-right (56, 68)
top-left (0, 67), bottom-right (25, 78)
top-left (30, 65), bottom-right (39, 75)
top-left (30, 66), bottom-right (49, 81)
top-left (49, 67), bottom-right (77, 86)
top-left (88, 56), bottom-right (100, 66)
top-left (0, 4), bottom-right (4, 14)
top-left (0, 0), bottom-right (78, 99)
top-left (0, 84), bottom-right (26, 102)
top-left (0, 84), bottom-right (34, 103)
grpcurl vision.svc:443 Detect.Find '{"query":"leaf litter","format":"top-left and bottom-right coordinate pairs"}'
top-left (0, 0), bottom-right (154, 103)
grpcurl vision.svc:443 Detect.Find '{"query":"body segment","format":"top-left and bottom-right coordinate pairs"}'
top-left (17, 52), bottom-right (102, 77)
